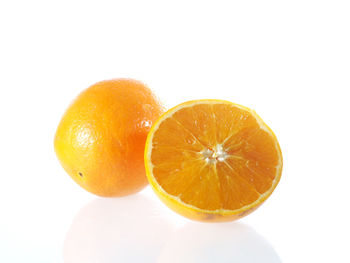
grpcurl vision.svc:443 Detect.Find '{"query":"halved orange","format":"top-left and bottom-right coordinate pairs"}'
top-left (144, 100), bottom-right (283, 222)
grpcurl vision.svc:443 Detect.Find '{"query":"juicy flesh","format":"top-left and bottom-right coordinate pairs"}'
top-left (150, 103), bottom-right (280, 211)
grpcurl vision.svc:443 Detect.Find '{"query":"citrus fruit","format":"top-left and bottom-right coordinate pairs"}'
top-left (144, 99), bottom-right (282, 222)
top-left (54, 79), bottom-right (164, 197)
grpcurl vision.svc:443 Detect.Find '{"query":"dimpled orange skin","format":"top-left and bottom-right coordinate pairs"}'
top-left (54, 79), bottom-right (164, 197)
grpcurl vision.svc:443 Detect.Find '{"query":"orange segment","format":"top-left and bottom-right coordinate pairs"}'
top-left (145, 99), bottom-right (283, 222)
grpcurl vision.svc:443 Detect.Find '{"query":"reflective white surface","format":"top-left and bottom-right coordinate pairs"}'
top-left (63, 194), bottom-right (280, 263)
top-left (158, 223), bottom-right (281, 263)
top-left (64, 194), bottom-right (175, 263)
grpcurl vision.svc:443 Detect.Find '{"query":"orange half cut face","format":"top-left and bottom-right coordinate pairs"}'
top-left (145, 100), bottom-right (282, 222)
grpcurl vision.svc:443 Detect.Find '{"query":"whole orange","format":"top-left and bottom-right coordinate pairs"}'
top-left (54, 79), bottom-right (164, 197)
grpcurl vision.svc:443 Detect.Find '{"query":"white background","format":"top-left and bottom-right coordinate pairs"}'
top-left (1, 0), bottom-right (349, 262)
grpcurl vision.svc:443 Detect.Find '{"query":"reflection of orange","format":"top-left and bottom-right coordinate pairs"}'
top-left (145, 100), bottom-right (282, 222)
top-left (64, 194), bottom-right (175, 262)
top-left (54, 79), bottom-right (164, 197)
